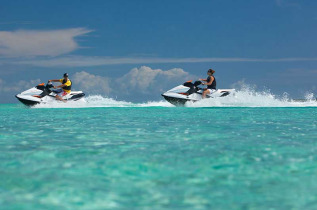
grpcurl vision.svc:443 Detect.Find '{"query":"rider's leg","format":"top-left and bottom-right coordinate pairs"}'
top-left (55, 92), bottom-right (66, 102)
top-left (202, 89), bottom-right (210, 99)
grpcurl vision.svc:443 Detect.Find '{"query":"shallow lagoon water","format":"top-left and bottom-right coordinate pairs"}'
top-left (0, 100), bottom-right (317, 209)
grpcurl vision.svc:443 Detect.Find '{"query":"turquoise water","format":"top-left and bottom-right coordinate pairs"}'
top-left (1, 100), bottom-right (317, 209)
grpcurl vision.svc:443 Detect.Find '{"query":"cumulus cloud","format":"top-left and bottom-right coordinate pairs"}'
top-left (0, 28), bottom-right (92, 57)
top-left (117, 66), bottom-right (194, 94)
top-left (70, 66), bottom-right (198, 99)
top-left (73, 71), bottom-right (112, 95)
top-left (0, 78), bottom-right (41, 93)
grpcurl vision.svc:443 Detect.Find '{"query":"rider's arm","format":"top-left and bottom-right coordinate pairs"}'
top-left (203, 77), bottom-right (214, 86)
top-left (49, 79), bottom-right (60, 82)
top-left (55, 79), bottom-right (70, 89)
top-left (49, 79), bottom-right (64, 88)
top-left (54, 84), bottom-right (66, 89)
top-left (199, 78), bottom-right (207, 81)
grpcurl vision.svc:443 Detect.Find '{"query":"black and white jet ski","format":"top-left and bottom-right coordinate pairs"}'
top-left (161, 80), bottom-right (235, 106)
top-left (15, 81), bottom-right (85, 106)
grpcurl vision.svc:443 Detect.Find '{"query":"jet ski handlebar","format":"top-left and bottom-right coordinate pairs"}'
top-left (46, 81), bottom-right (54, 89)
top-left (183, 80), bottom-right (202, 88)
top-left (193, 80), bottom-right (202, 86)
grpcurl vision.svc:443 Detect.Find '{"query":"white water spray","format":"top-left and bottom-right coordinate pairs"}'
top-left (186, 84), bottom-right (316, 107)
top-left (33, 85), bottom-right (316, 108)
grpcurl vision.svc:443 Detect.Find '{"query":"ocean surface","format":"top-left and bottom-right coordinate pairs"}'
top-left (1, 91), bottom-right (317, 209)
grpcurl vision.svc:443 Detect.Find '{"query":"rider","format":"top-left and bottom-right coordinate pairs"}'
top-left (200, 69), bottom-right (216, 99)
top-left (48, 73), bottom-right (72, 102)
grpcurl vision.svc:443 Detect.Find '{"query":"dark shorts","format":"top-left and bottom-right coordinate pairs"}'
top-left (54, 89), bottom-right (68, 97)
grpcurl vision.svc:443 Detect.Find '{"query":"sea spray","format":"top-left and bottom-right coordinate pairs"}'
top-left (32, 85), bottom-right (317, 108)
top-left (187, 84), bottom-right (317, 107)
top-left (33, 95), bottom-right (172, 108)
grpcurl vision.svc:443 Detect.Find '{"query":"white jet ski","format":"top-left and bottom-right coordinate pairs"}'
top-left (162, 80), bottom-right (235, 106)
top-left (15, 81), bottom-right (85, 106)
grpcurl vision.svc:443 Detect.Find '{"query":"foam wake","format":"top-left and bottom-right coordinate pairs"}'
top-left (33, 95), bottom-right (173, 108)
top-left (33, 88), bottom-right (316, 108)
top-left (186, 86), bottom-right (317, 107)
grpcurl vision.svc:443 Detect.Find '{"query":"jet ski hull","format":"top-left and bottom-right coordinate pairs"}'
top-left (15, 82), bottom-right (86, 106)
top-left (68, 93), bottom-right (85, 101)
top-left (161, 94), bottom-right (195, 106)
top-left (16, 93), bottom-right (86, 106)
top-left (161, 81), bottom-right (235, 106)
top-left (15, 95), bottom-right (40, 106)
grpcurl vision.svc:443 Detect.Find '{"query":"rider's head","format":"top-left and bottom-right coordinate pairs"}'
top-left (207, 69), bottom-right (215, 75)
top-left (63, 73), bottom-right (69, 78)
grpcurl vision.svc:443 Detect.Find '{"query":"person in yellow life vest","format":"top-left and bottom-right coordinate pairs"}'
top-left (48, 73), bottom-right (72, 102)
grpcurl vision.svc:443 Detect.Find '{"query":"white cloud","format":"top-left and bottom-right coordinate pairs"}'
top-left (10, 56), bottom-right (317, 67)
top-left (70, 67), bottom-right (197, 98)
top-left (72, 71), bottom-right (112, 95)
top-left (116, 66), bottom-right (196, 94)
top-left (0, 78), bottom-right (41, 93)
top-left (0, 28), bottom-right (92, 57)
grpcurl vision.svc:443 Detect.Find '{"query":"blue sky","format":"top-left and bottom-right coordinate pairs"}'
top-left (0, 0), bottom-right (316, 102)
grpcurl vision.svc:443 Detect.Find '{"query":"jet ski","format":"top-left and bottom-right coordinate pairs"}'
top-left (162, 80), bottom-right (235, 106)
top-left (15, 81), bottom-right (85, 106)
